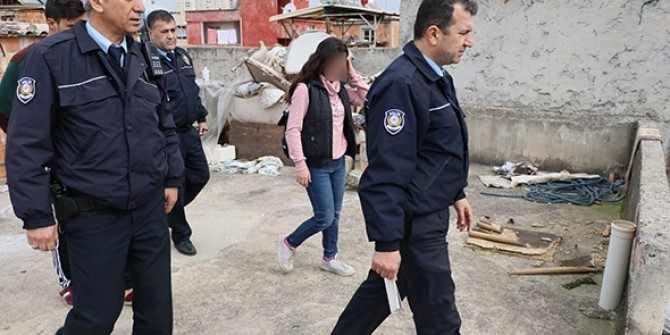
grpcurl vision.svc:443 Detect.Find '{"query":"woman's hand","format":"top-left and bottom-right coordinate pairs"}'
top-left (347, 59), bottom-right (359, 88)
top-left (296, 169), bottom-right (311, 188)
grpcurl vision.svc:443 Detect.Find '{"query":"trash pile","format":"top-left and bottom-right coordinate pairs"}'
top-left (210, 156), bottom-right (285, 177)
top-left (479, 161), bottom-right (625, 206)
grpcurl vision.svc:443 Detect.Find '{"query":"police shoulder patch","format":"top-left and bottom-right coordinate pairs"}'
top-left (16, 76), bottom-right (36, 104)
top-left (384, 109), bottom-right (405, 135)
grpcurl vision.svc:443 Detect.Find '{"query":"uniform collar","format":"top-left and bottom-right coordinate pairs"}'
top-left (85, 21), bottom-right (128, 54)
top-left (156, 47), bottom-right (168, 58)
top-left (422, 54), bottom-right (445, 77)
top-left (74, 20), bottom-right (135, 55)
top-left (402, 41), bottom-right (443, 83)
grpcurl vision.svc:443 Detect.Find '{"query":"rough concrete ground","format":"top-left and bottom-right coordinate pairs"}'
top-left (0, 164), bottom-right (622, 335)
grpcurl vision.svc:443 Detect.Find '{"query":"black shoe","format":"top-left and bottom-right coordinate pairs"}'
top-left (175, 240), bottom-right (197, 256)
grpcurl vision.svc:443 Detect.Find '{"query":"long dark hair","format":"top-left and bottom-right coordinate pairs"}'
top-left (287, 37), bottom-right (348, 101)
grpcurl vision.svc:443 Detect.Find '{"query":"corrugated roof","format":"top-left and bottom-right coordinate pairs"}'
top-left (0, 21), bottom-right (48, 36)
top-left (17, 0), bottom-right (44, 5)
top-left (269, 4), bottom-right (398, 22)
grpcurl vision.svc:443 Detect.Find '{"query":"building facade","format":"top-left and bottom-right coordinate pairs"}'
top-left (185, 0), bottom-right (313, 47)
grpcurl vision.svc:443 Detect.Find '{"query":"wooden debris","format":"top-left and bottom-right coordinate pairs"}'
top-left (563, 277), bottom-right (598, 290)
top-left (476, 220), bottom-right (503, 234)
top-left (540, 237), bottom-right (553, 242)
top-left (468, 231), bottom-right (524, 246)
top-left (466, 228), bottom-right (562, 261)
top-left (531, 223), bottom-right (546, 228)
top-left (510, 267), bottom-right (601, 276)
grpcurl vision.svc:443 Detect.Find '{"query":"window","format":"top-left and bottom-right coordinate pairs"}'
top-left (176, 26), bottom-right (187, 40)
top-left (203, 21), bottom-right (241, 45)
top-left (308, 25), bottom-right (317, 30)
top-left (361, 27), bottom-right (376, 43)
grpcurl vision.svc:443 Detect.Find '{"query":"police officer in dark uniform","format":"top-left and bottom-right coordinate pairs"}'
top-left (147, 9), bottom-right (210, 256)
top-left (6, 0), bottom-right (184, 332)
top-left (332, 1), bottom-right (478, 334)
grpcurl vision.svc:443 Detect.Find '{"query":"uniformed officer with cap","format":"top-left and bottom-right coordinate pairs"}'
top-left (147, 9), bottom-right (210, 256)
top-left (332, 0), bottom-right (478, 334)
top-left (6, 0), bottom-right (184, 332)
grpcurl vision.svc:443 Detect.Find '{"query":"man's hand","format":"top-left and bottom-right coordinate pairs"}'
top-left (371, 251), bottom-right (401, 280)
top-left (198, 122), bottom-right (208, 136)
top-left (165, 187), bottom-right (179, 213)
top-left (296, 170), bottom-right (311, 188)
top-left (26, 225), bottom-right (58, 251)
top-left (454, 198), bottom-right (473, 232)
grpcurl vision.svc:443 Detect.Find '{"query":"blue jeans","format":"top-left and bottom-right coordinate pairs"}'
top-left (287, 157), bottom-right (345, 259)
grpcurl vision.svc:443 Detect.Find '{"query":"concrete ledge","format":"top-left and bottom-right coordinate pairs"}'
top-left (621, 127), bottom-right (670, 334)
top-left (467, 107), bottom-right (636, 173)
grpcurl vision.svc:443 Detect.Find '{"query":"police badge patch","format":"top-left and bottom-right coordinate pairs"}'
top-left (182, 55), bottom-right (190, 66)
top-left (384, 109), bottom-right (405, 135)
top-left (17, 77), bottom-right (36, 104)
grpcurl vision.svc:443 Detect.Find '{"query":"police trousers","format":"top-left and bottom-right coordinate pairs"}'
top-left (168, 128), bottom-right (210, 244)
top-left (56, 190), bottom-right (173, 335)
top-left (332, 209), bottom-right (461, 335)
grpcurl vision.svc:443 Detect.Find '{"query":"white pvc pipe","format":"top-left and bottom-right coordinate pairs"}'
top-left (599, 220), bottom-right (637, 310)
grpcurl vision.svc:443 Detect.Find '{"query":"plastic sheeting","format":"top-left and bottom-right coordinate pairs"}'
top-left (210, 156), bottom-right (285, 176)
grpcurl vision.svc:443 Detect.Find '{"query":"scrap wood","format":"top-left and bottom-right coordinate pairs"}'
top-left (476, 217), bottom-right (503, 234)
top-left (468, 231), bottom-right (524, 246)
top-left (510, 267), bottom-right (601, 276)
top-left (563, 277), bottom-right (598, 290)
top-left (466, 227), bottom-right (562, 262)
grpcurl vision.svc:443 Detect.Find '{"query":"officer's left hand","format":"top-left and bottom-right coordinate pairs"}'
top-left (165, 187), bottom-right (179, 213)
top-left (198, 122), bottom-right (208, 137)
top-left (454, 199), bottom-right (473, 232)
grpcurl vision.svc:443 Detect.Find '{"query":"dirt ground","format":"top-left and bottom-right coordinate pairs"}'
top-left (0, 164), bottom-right (622, 335)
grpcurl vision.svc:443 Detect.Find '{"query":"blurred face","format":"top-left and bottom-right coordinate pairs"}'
top-left (428, 3), bottom-right (474, 66)
top-left (149, 19), bottom-right (177, 52)
top-left (322, 53), bottom-right (348, 82)
top-left (90, 0), bottom-right (145, 41)
top-left (47, 15), bottom-right (86, 34)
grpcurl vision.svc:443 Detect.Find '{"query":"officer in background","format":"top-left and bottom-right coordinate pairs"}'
top-left (147, 10), bottom-right (210, 256)
top-left (332, 0), bottom-right (477, 334)
top-left (6, 0), bottom-right (184, 332)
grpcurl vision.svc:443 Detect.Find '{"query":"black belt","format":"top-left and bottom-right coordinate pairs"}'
top-left (70, 194), bottom-right (111, 212)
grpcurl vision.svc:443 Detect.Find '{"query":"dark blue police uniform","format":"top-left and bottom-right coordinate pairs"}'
top-left (159, 47), bottom-right (210, 246)
top-left (332, 41), bottom-right (469, 335)
top-left (6, 20), bottom-right (184, 335)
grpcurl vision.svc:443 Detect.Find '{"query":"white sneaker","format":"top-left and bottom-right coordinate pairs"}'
top-left (277, 235), bottom-right (295, 273)
top-left (320, 256), bottom-right (356, 277)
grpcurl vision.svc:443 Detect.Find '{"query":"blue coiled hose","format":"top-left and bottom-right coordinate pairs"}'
top-left (481, 177), bottom-right (625, 206)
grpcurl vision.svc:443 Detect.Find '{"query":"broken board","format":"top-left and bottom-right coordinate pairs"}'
top-left (466, 227), bottom-right (562, 261)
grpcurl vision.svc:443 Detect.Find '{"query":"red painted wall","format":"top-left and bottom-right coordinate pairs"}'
top-left (239, 0), bottom-right (279, 47)
top-left (186, 0), bottom-right (324, 47)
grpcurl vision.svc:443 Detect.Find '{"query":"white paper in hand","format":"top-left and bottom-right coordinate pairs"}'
top-left (384, 278), bottom-right (402, 314)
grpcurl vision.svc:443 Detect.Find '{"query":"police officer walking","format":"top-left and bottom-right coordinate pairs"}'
top-left (6, 0), bottom-right (183, 332)
top-left (147, 10), bottom-right (210, 256)
top-left (331, 0), bottom-right (477, 334)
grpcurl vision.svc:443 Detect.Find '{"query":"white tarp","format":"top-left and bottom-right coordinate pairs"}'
top-left (479, 171), bottom-right (601, 189)
top-left (284, 31), bottom-right (332, 75)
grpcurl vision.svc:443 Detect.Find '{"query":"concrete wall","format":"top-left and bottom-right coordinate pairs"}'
top-left (621, 128), bottom-right (670, 335)
top-left (400, 0), bottom-right (670, 147)
top-left (189, 0), bottom-right (670, 171)
top-left (185, 45), bottom-right (400, 84)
